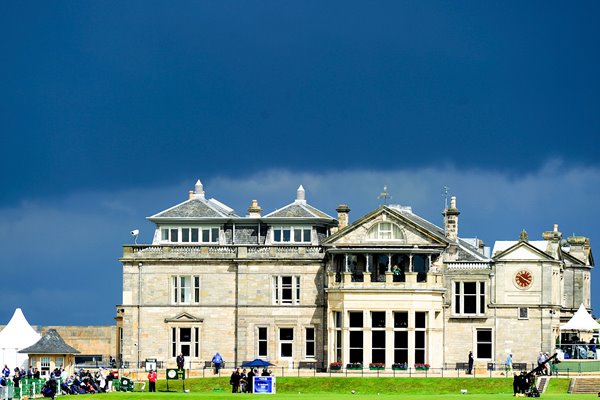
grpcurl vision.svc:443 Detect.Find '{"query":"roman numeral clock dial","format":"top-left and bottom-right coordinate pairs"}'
top-left (514, 270), bottom-right (533, 289)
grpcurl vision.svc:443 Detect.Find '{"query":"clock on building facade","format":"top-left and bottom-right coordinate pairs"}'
top-left (514, 269), bottom-right (533, 289)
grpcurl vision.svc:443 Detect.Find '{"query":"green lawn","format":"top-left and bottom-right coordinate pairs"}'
top-left (64, 377), bottom-right (600, 399)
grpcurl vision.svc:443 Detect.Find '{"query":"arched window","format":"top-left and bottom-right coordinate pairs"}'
top-left (367, 222), bottom-right (404, 240)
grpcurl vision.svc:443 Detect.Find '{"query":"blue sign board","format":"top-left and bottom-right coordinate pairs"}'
top-left (253, 376), bottom-right (276, 394)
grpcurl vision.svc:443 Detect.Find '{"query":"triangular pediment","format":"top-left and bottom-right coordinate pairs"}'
top-left (493, 241), bottom-right (556, 261)
top-left (323, 206), bottom-right (448, 248)
top-left (164, 312), bottom-right (204, 323)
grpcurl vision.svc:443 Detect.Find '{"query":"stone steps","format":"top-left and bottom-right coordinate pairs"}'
top-left (570, 377), bottom-right (600, 394)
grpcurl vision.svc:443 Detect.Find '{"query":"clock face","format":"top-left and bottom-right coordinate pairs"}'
top-left (515, 270), bottom-right (533, 289)
top-left (167, 369), bottom-right (177, 379)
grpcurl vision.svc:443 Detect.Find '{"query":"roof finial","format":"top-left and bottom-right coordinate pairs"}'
top-left (378, 185), bottom-right (391, 205)
top-left (519, 229), bottom-right (529, 242)
top-left (194, 179), bottom-right (205, 200)
top-left (296, 185), bottom-right (306, 204)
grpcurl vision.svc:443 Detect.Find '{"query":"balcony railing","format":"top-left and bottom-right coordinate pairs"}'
top-left (123, 245), bottom-right (323, 260)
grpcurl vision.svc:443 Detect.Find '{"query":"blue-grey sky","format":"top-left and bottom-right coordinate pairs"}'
top-left (1, 1), bottom-right (599, 326)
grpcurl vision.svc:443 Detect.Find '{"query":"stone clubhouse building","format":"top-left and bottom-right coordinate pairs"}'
top-left (116, 180), bottom-right (593, 371)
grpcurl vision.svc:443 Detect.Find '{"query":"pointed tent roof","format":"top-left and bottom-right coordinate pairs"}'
top-left (0, 308), bottom-right (41, 350)
top-left (560, 304), bottom-right (600, 331)
top-left (18, 329), bottom-right (80, 355)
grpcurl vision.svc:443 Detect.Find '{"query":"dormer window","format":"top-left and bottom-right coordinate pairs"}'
top-left (161, 227), bottom-right (219, 244)
top-left (273, 226), bottom-right (312, 243)
top-left (367, 222), bottom-right (404, 240)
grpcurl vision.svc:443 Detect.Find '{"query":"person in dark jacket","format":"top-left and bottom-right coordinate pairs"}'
top-left (176, 353), bottom-right (185, 369)
top-left (467, 351), bottom-right (474, 374)
top-left (247, 368), bottom-right (255, 393)
top-left (229, 369), bottom-right (241, 393)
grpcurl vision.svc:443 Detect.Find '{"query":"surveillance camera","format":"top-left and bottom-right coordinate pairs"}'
top-left (130, 229), bottom-right (140, 236)
top-left (134, 343), bottom-right (138, 346)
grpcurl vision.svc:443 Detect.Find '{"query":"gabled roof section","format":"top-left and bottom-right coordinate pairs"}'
top-left (148, 180), bottom-right (239, 221)
top-left (323, 205), bottom-right (449, 246)
top-left (263, 185), bottom-right (335, 220)
top-left (322, 204), bottom-right (490, 262)
top-left (18, 329), bottom-right (80, 355)
top-left (164, 312), bottom-right (204, 323)
top-left (492, 240), bottom-right (558, 261)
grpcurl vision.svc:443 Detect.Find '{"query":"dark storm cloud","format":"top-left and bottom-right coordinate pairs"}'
top-left (1, 1), bottom-right (599, 205)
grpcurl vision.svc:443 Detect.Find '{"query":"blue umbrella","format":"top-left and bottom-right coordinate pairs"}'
top-left (241, 359), bottom-right (274, 367)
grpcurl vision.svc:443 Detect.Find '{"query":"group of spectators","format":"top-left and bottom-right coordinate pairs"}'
top-left (59, 367), bottom-right (119, 395)
top-left (2, 364), bottom-right (39, 387)
top-left (1, 364), bottom-right (120, 396)
top-left (229, 367), bottom-right (273, 393)
top-left (1, 364), bottom-right (45, 387)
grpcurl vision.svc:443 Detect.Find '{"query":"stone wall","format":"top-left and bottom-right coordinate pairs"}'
top-left (0, 325), bottom-right (117, 357)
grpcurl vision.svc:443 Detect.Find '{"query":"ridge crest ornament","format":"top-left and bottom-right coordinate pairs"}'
top-left (514, 269), bottom-right (533, 289)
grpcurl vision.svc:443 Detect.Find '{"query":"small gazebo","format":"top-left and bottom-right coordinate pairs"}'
top-left (18, 329), bottom-right (80, 375)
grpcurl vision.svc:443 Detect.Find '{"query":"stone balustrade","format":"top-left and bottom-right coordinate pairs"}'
top-left (123, 245), bottom-right (324, 260)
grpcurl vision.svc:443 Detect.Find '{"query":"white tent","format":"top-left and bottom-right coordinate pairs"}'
top-left (560, 304), bottom-right (600, 331)
top-left (0, 308), bottom-right (41, 371)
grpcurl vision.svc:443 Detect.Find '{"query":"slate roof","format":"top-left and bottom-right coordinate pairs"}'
top-left (264, 202), bottom-right (334, 219)
top-left (18, 329), bottom-right (80, 355)
top-left (390, 206), bottom-right (489, 261)
top-left (263, 185), bottom-right (335, 220)
top-left (149, 198), bottom-right (239, 220)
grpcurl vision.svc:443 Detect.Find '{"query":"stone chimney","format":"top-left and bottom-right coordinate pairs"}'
top-left (542, 223), bottom-right (562, 242)
top-left (443, 196), bottom-right (460, 241)
top-left (247, 199), bottom-right (262, 218)
top-left (567, 235), bottom-right (591, 265)
top-left (336, 204), bottom-right (350, 230)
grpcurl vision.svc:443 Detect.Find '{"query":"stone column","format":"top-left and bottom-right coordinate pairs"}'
top-left (363, 310), bottom-right (371, 367)
top-left (385, 310), bottom-right (394, 368)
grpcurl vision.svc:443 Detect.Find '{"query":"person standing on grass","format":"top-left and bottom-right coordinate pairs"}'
top-left (230, 368), bottom-right (241, 393)
top-left (147, 369), bottom-right (157, 392)
top-left (247, 368), bottom-right (255, 393)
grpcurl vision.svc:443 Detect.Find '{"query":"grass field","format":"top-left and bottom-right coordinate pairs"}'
top-left (62, 377), bottom-right (600, 399)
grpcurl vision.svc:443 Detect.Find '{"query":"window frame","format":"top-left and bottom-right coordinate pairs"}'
top-left (305, 327), bottom-right (316, 359)
top-left (475, 328), bottom-right (493, 360)
top-left (518, 307), bottom-right (529, 320)
top-left (257, 327), bottom-right (268, 358)
top-left (279, 327), bottom-right (294, 359)
top-left (160, 226), bottom-right (220, 244)
top-left (172, 275), bottom-right (201, 305)
top-left (272, 226), bottom-right (313, 244)
top-left (273, 275), bottom-right (301, 305)
top-left (170, 326), bottom-right (200, 358)
top-left (366, 222), bottom-right (404, 241)
top-left (453, 281), bottom-right (486, 316)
